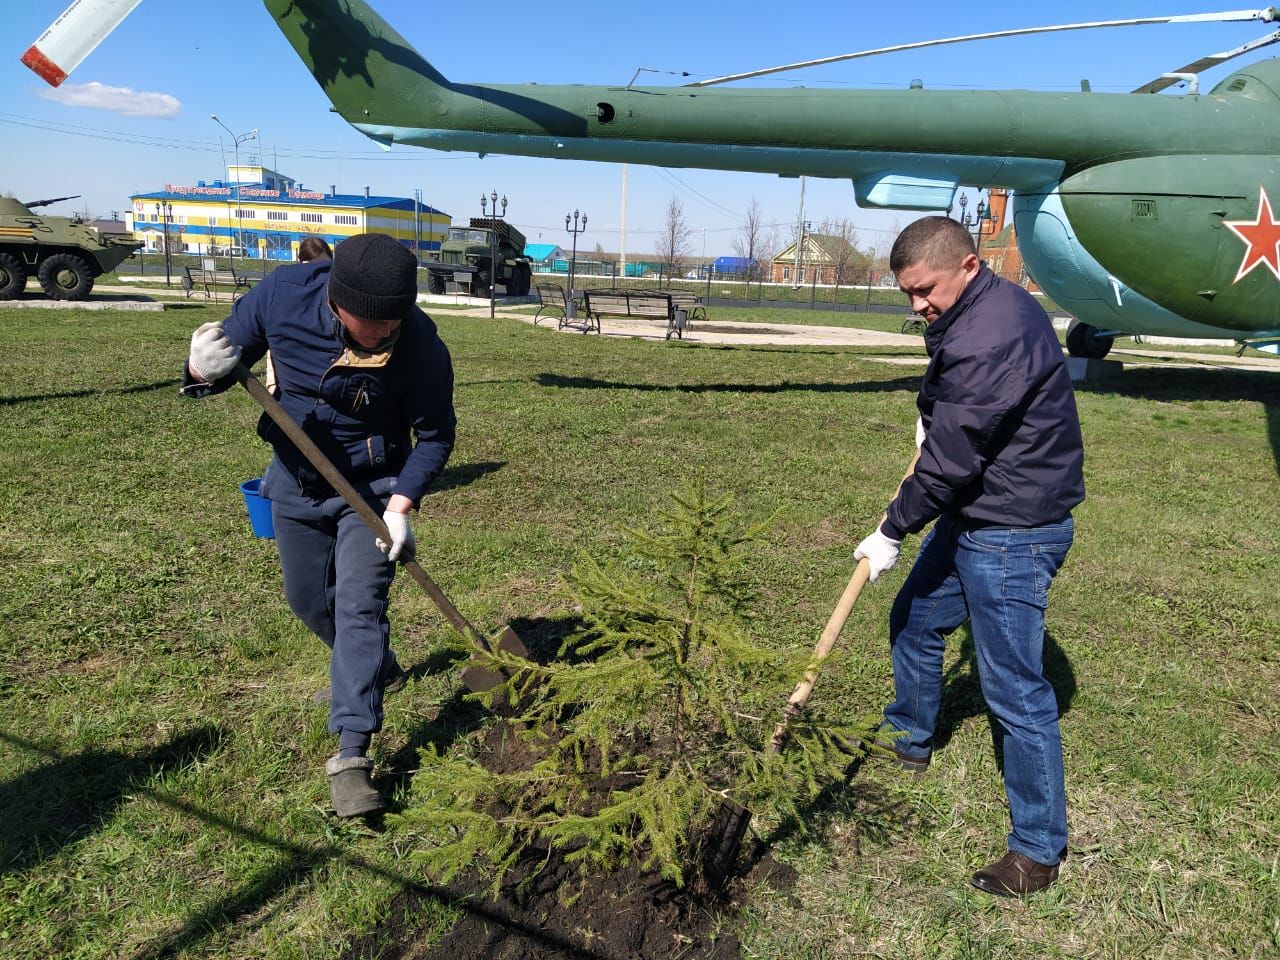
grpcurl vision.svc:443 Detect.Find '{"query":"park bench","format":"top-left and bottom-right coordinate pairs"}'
top-left (580, 289), bottom-right (695, 339)
top-left (660, 290), bottom-right (708, 325)
top-left (182, 265), bottom-right (254, 303)
top-left (533, 283), bottom-right (573, 326)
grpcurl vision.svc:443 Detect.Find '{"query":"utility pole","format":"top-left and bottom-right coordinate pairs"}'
top-left (793, 176), bottom-right (806, 289)
top-left (413, 188), bottom-right (422, 264)
top-left (620, 164), bottom-right (628, 281)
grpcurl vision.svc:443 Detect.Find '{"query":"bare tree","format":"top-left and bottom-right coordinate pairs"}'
top-left (731, 196), bottom-right (765, 280)
top-left (656, 195), bottom-right (691, 286)
top-left (818, 216), bottom-right (865, 299)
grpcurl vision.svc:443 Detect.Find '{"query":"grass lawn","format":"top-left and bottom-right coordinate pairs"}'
top-left (1, 305), bottom-right (1277, 958)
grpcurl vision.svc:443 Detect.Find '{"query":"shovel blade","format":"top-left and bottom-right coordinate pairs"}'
top-left (704, 799), bottom-right (752, 889)
top-left (496, 624), bottom-right (531, 659)
top-left (457, 623), bottom-right (530, 695)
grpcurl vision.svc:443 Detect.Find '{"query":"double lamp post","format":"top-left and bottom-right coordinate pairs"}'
top-left (480, 190), bottom-right (506, 319)
top-left (210, 114), bottom-right (258, 265)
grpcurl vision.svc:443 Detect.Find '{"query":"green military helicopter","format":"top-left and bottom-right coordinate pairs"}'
top-left (256, 0), bottom-right (1280, 357)
top-left (23, 0), bottom-right (1280, 355)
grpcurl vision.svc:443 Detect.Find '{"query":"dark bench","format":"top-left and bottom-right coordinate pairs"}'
top-left (533, 283), bottom-right (573, 326)
top-left (183, 265), bottom-right (254, 303)
top-left (580, 289), bottom-right (694, 339)
top-left (659, 290), bottom-right (708, 324)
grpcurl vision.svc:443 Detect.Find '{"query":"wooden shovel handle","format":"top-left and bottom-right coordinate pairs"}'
top-left (234, 362), bottom-right (495, 654)
top-left (768, 556), bottom-right (871, 753)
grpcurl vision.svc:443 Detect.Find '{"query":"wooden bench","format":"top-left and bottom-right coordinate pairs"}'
top-left (533, 283), bottom-right (572, 326)
top-left (182, 265), bottom-right (254, 303)
top-left (580, 289), bottom-right (694, 339)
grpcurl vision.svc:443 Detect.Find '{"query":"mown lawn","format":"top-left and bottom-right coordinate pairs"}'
top-left (0, 305), bottom-right (1277, 958)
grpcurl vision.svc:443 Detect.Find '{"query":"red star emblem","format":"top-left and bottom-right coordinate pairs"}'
top-left (1225, 186), bottom-right (1280, 283)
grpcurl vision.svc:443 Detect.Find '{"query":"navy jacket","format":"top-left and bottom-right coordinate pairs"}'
top-left (182, 260), bottom-right (455, 506)
top-left (883, 266), bottom-right (1084, 540)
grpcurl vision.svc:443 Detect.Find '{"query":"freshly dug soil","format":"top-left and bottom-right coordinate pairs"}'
top-left (342, 710), bottom-right (800, 960)
top-left (340, 842), bottom-right (796, 960)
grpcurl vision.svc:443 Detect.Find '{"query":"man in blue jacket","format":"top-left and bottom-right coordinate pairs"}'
top-left (854, 216), bottom-right (1084, 896)
top-left (182, 233), bottom-right (455, 817)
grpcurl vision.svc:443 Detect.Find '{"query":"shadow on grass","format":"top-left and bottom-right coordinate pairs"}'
top-left (4, 729), bottom-right (616, 960)
top-left (931, 629), bottom-right (1077, 772)
top-left (1078, 364), bottom-right (1280, 475)
top-left (536, 372), bottom-right (922, 395)
top-left (432, 459), bottom-right (505, 494)
top-left (0, 377), bottom-right (182, 407)
top-left (0, 725), bottom-right (225, 874)
top-left (750, 752), bottom-right (928, 873)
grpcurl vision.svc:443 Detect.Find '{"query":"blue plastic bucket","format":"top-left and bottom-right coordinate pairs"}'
top-left (240, 478), bottom-right (275, 539)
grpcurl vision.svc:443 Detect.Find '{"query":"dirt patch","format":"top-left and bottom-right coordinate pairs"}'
top-left (342, 711), bottom-right (799, 960)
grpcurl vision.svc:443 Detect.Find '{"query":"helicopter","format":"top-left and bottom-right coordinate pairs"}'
top-left (23, 1), bottom-right (1280, 356)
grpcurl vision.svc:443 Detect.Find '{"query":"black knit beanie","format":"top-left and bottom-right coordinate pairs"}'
top-left (328, 233), bottom-right (417, 321)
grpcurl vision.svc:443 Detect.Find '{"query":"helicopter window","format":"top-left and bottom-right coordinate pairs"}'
top-left (1226, 78), bottom-right (1248, 92)
top-left (596, 102), bottom-right (615, 124)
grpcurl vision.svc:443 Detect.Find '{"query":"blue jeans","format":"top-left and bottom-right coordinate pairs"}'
top-left (260, 457), bottom-right (399, 738)
top-left (884, 515), bottom-right (1074, 865)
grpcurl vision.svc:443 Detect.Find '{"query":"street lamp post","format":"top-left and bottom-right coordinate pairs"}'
top-left (564, 208), bottom-right (587, 299)
top-left (210, 115), bottom-right (258, 267)
top-left (479, 189), bottom-right (507, 320)
top-left (957, 192), bottom-right (992, 257)
top-left (154, 200), bottom-right (172, 287)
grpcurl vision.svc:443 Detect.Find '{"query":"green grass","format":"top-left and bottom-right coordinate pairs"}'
top-left (1, 306), bottom-right (1278, 958)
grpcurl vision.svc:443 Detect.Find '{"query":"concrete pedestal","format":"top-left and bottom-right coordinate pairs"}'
top-left (1066, 357), bottom-right (1124, 383)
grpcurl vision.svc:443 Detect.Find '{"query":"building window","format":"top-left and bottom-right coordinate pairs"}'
top-left (334, 214), bottom-right (358, 226)
top-left (300, 212), bottom-right (323, 224)
top-left (782, 267), bottom-right (791, 280)
top-left (236, 209), bottom-right (256, 219)
top-left (267, 210), bottom-right (288, 221)
top-left (209, 217), bottom-right (218, 226)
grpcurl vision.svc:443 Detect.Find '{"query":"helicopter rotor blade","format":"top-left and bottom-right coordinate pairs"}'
top-left (1132, 27), bottom-right (1280, 91)
top-left (20, 0), bottom-right (144, 87)
top-left (688, 8), bottom-right (1280, 88)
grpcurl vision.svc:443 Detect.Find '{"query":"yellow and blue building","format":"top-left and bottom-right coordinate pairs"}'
top-left (128, 163), bottom-right (450, 261)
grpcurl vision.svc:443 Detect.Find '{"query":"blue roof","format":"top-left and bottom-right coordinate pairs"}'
top-left (524, 243), bottom-right (563, 260)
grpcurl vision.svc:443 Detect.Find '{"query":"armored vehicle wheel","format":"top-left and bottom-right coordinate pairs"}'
top-left (38, 253), bottom-right (94, 300)
top-left (513, 265), bottom-right (532, 296)
top-left (473, 270), bottom-right (490, 298)
top-left (427, 272), bottom-right (446, 294)
top-left (0, 252), bottom-right (26, 300)
top-left (1065, 319), bottom-right (1113, 359)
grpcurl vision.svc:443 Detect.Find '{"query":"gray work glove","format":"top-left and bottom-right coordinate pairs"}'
top-left (854, 526), bottom-right (902, 583)
top-left (188, 322), bottom-right (241, 383)
top-left (376, 509), bottom-right (414, 562)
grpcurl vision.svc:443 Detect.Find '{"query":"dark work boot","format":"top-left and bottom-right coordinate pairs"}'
top-left (325, 755), bottom-right (385, 817)
top-left (971, 851), bottom-right (1060, 897)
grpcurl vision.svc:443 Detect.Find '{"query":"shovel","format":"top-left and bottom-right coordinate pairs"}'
top-left (703, 557), bottom-right (872, 887)
top-left (234, 362), bottom-right (530, 693)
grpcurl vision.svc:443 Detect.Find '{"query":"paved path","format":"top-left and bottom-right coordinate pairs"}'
top-left (23, 284), bottom-right (1280, 375)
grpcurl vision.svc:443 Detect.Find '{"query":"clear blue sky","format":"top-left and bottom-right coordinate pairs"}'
top-left (4, 1), bottom-right (1277, 258)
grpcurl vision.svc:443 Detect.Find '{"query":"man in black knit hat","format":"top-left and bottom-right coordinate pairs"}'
top-left (182, 233), bottom-right (455, 817)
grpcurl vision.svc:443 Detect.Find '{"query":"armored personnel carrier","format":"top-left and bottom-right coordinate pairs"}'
top-left (0, 195), bottom-right (143, 300)
top-left (424, 217), bottom-right (532, 298)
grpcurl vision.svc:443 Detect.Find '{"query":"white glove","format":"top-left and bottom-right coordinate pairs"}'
top-left (376, 509), bottom-right (414, 562)
top-left (188, 322), bottom-right (241, 383)
top-left (915, 416), bottom-right (926, 449)
top-left (854, 526), bottom-right (902, 582)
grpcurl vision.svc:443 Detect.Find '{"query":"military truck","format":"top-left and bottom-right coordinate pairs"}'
top-left (424, 217), bottom-right (532, 298)
top-left (0, 195), bottom-right (143, 300)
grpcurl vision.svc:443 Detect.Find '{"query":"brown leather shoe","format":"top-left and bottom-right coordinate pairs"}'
top-left (971, 851), bottom-right (1060, 897)
top-left (870, 737), bottom-right (930, 775)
